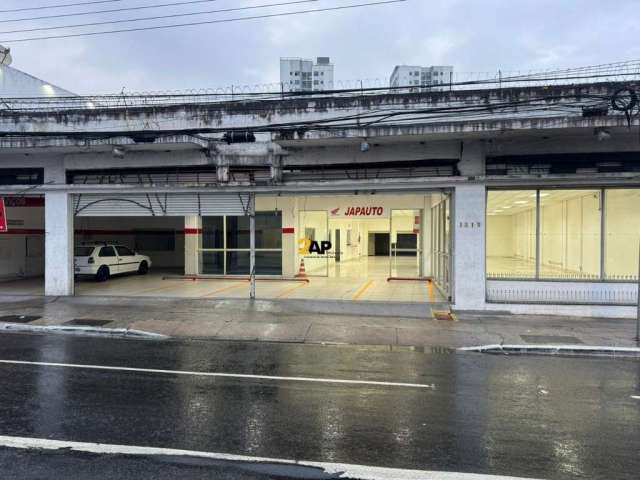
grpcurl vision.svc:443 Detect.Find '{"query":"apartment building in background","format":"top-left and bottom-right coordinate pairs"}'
top-left (280, 57), bottom-right (334, 92)
top-left (390, 65), bottom-right (454, 88)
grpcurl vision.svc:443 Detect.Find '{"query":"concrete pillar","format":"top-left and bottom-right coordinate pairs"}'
top-left (452, 184), bottom-right (486, 310)
top-left (184, 215), bottom-right (200, 275)
top-left (216, 155), bottom-right (229, 183)
top-left (44, 192), bottom-right (74, 296)
top-left (458, 141), bottom-right (485, 177)
top-left (282, 197), bottom-right (297, 277)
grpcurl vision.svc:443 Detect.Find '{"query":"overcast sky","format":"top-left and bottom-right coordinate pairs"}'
top-left (2, 0), bottom-right (640, 94)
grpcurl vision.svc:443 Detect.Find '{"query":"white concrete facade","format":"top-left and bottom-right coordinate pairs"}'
top-left (44, 192), bottom-right (74, 296)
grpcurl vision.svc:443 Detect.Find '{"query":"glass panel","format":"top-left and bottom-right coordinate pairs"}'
top-left (298, 210), bottom-right (329, 276)
top-left (390, 209), bottom-right (421, 278)
top-left (256, 212), bottom-right (282, 249)
top-left (202, 217), bottom-right (224, 249)
top-left (226, 251), bottom-right (250, 275)
top-left (486, 190), bottom-right (537, 279)
top-left (226, 216), bottom-right (250, 249)
top-left (540, 190), bottom-right (601, 280)
top-left (201, 252), bottom-right (223, 275)
top-left (605, 189), bottom-right (640, 280)
top-left (256, 251), bottom-right (283, 275)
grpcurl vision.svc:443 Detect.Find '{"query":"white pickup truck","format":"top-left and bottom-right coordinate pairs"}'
top-left (74, 243), bottom-right (152, 281)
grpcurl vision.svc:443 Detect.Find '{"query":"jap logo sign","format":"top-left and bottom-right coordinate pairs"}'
top-left (298, 238), bottom-right (332, 256)
top-left (0, 198), bottom-right (6, 233)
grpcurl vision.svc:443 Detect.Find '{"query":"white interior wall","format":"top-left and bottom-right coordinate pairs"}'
top-left (605, 189), bottom-right (640, 278)
top-left (0, 205), bottom-right (44, 280)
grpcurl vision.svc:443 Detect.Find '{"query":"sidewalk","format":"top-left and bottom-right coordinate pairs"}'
top-left (0, 295), bottom-right (637, 349)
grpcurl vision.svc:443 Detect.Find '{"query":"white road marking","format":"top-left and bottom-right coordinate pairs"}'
top-left (631, 395), bottom-right (640, 400)
top-left (0, 359), bottom-right (435, 390)
top-left (0, 435), bottom-right (541, 480)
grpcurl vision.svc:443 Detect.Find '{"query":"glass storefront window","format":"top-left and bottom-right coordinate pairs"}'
top-left (539, 190), bottom-right (601, 280)
top-left (605, 189), bottom-right (640, 280)
top-left (201, 251), bottom-right (224, 275)
top-left (256, 212), bottom-right (282, 249)
top-left (202, 216), bottom-right (224, 249)
top-left (226, 216), bottom-right (250, 249)
top-left (226, 251), bottom-right (250, 275)
top-left (256, 252), bottom-right (283, 275)
top-left (200, 212), bottom-right (283, 276)
top-left (486, 190), bottom-right (537, 279)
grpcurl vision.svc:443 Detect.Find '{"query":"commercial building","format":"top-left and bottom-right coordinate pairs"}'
top-left (390, 65), bottom-right (454, 89)
top-left (0, 68), bottom-right (638, 319)
top-left (280, 57), bottom-right (334, 92)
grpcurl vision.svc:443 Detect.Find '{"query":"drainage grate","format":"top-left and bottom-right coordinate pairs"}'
top-left (0, 315), bottom-right (40, 323)
top-left (64, 319), bottom-right (112, 327)
top-left (432, 310), bottom-right (455, 321)
top-left (521, 334), bottom-right (583, 345)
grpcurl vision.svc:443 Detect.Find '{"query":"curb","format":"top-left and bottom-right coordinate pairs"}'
top-left (0, 323), bottom-right (168, 340)
top-left (459, 344), bottom-right (640, 357)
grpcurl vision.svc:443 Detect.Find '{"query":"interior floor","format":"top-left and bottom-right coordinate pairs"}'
top-left (0, 258), bottom-right (446, 303)
top-left (487, 256), bottom-right (601, 279)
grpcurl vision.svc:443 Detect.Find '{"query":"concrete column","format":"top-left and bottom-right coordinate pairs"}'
top-left (44, 192), bottom-right (74, 296)
top-left (452, 184), bottom-right (486, 310)
top-left (281, 196), bottom-right (297, 277)
top-left (184, 215), bottom-right (200, 275)
top-left (458, 141), bottom-right (485, 177)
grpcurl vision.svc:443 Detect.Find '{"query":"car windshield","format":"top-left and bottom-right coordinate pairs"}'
top-left (74, 247), bottom-right (95, 257)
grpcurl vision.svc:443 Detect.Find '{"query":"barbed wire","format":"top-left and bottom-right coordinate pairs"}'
top-left (2, 60), bottom-right (640, 112)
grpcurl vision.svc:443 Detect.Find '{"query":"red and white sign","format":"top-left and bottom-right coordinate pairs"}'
top-left (0, 198), bottom-right (7, 233)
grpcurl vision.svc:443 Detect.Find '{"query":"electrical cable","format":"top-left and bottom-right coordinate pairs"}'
top-left (0, 1), bottom-right (121, 14)
top-left (0, 0), bottom-right (407, 42)
top-left (0, 0), bottom-right (222, 24)
top-left (0, 0), bottom-right (319, 35)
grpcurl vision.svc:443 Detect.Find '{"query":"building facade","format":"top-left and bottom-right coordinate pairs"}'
top-left (390, 65), bottom-right (454, 89)
top-left (0, 80), bottom-right (638, 319)
top-left (280, 57), bottom-right (334, 92)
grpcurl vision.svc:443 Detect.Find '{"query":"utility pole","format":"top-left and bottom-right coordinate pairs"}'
top-left (249, 193), bottom-right (256, 300)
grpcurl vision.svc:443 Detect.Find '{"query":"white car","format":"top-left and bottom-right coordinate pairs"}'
top-left (74, 243), bottom-right (152, 281)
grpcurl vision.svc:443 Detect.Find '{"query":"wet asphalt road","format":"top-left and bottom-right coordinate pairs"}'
top-left (0, 333), bottom-right (638, 480)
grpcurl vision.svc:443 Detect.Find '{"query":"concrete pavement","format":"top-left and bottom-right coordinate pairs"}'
top-left (0, 295), bottom-right (636, 349)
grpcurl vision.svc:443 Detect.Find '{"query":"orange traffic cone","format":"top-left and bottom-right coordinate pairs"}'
top-left (295, 258), bottom-right (307, 278)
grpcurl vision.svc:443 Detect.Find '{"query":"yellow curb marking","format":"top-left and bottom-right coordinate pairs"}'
top-left (275, 282), bottom-right (308, 299)
top-left (352, 280), bottom-right (374, 300)
top-left (427, 280), bottom-right (435, 303)
top-left (202, 282), bottom-right (248, 298)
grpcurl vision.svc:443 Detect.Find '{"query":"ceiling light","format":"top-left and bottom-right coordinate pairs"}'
top-left (514, 200), bottom-right (528, 204)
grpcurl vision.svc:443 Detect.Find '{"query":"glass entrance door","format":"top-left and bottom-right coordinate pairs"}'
top-left (298, 210), bottom-right (329, 277)
top-left (430, 194), bottom-right (451, 298)
top-left (389, 209), bottom-right (422, 278)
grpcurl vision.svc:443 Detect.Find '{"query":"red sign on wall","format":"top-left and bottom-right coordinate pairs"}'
top-left (0, 198), bottom-right (7, 233)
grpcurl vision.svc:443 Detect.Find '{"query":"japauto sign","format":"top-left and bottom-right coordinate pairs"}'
top-left (330, 206), bottom-right (385, 217)
top-left (0, 198), bottom-right (6, 233)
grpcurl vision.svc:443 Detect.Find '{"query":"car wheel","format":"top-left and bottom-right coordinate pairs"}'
top-left (138, 261), bottom-right (149, 275)
top-left (96, 266), bottom-right (110, 282)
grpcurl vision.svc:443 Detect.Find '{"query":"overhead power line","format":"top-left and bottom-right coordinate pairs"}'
top-left (0, 0), bottom-right (319, 35)
top-left (0, 0), bottom-right (222, 24)
top-left (0, 0), bottom-right (408, 43)
top-left (0, 1), bottom-right (122, 14)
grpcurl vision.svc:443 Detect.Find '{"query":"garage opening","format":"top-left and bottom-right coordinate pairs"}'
top-left (0, 196), bottom-right (45, 296)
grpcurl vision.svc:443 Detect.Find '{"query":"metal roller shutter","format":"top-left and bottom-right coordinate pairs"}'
top-left (74, 193), bottom-right (250, 217)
